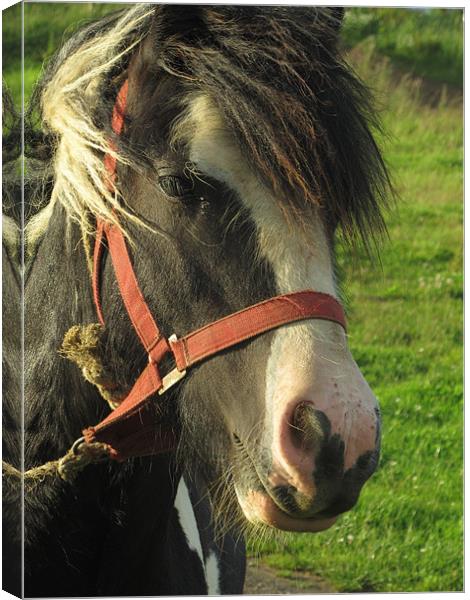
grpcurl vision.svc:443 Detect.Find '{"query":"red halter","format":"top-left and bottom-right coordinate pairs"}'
top-left (82, 81), bottom-right (346, 462)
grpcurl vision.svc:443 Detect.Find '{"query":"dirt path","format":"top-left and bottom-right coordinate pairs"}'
top-left (244, 559), bottom-right (334, 595)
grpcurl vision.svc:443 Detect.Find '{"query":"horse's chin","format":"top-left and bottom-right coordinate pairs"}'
top-left (237, 489), bottom-right (338, 533)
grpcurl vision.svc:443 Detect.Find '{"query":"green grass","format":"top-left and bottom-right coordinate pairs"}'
top-left (3, 2), bottom-right (132, 105)
top-left (248, 51), bottom-right (463, 594)
top-left (2, 5), bottom-right (463, 106)
top-left (341, 8), bottom-right (463, 87)
top-left (2, 4), bottom-right (463, 594)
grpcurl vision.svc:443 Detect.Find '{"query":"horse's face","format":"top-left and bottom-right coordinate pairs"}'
top-left (179, 106), bottom-right (380, 533)
top-left (82, 5), bottom-right (388, 534)
top-left (104, 66), bottom-right (380, 533)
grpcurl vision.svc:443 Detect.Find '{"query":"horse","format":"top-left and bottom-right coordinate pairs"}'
top-left (2, 5), bottom-right (390, 596)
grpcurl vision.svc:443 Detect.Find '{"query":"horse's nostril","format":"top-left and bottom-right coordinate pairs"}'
top-left (290, 402), bottom-right (327, 452)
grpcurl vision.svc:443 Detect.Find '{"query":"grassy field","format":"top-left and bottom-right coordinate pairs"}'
top-left (341, 8), bottom-right (463, 87)
top-left (250, 48), bottom-right (463, 592)
top-left (2, 2), bottom-right (133, 104)
top-left (2, 4), bottom-right (463, 593)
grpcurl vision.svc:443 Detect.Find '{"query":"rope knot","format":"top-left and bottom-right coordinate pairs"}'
top-left (57, 440), bottom-right (111, 482)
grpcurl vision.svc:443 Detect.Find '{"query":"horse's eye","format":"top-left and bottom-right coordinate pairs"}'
top-left (158, 175), bottom-right (193, 198)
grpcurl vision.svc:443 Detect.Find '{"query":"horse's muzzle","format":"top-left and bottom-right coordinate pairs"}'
top-left (237, 488), bottom-right (339, 533)
top-left (235, 396), bottom-right (380, 530)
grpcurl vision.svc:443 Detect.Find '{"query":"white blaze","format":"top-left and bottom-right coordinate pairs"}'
top-left (184, 97), bottom-right (343, 372)
top-left (182, 95), bottom-right (375, 477)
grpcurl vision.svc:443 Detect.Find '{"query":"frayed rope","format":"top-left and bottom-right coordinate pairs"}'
top-left (1, 324), bottom-right (123, 486)
top-left (2, 441), bottom-right (111, 486)
top-left (61, 323), bottom-right (125, 409)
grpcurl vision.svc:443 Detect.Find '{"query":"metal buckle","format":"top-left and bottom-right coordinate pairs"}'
top-left (158, 367), bottom-right (187, 395)
top-left (158, 334), bottom-right (186, 395)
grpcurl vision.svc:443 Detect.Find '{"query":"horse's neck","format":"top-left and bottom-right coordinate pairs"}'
top-left (21, 204), bottom-right (186, 593)
top-left (24, 203), bottom-right (102, 465)
top-left (17, 205), bottom-right (241, 595)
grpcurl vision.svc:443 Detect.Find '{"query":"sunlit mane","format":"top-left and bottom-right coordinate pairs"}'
top-left (34, 4), bottom-right (391, 253)
top-left (39, 5), bottom-right (153, 239)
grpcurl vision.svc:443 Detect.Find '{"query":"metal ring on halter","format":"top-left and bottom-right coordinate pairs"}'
top-left (71, 436), bottom-right (86, 456)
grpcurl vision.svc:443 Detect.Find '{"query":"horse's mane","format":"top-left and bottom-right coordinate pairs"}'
top-left (35, 5), bottom-right (391, 248)
top-left (2, 84), bottom-right (22, 224)
top-left (25, 5), bottom-right (151, 251)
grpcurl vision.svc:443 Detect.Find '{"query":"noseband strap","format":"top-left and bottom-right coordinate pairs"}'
top-left (82, 81), bottom-right (347, 462)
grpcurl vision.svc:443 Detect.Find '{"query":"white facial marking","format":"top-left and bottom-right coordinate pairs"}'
top-left (178, 95), bottom-right (335, 297)
top-left (183, 96), bottom-right (343, 385)
top-left (182, 95), bottom-right (377, 494)
top-left (205, 551), bottom-right (221, 595)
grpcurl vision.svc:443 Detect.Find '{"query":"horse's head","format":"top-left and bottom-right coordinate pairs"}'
top-left (44, 6), bottom-right (390, 533)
